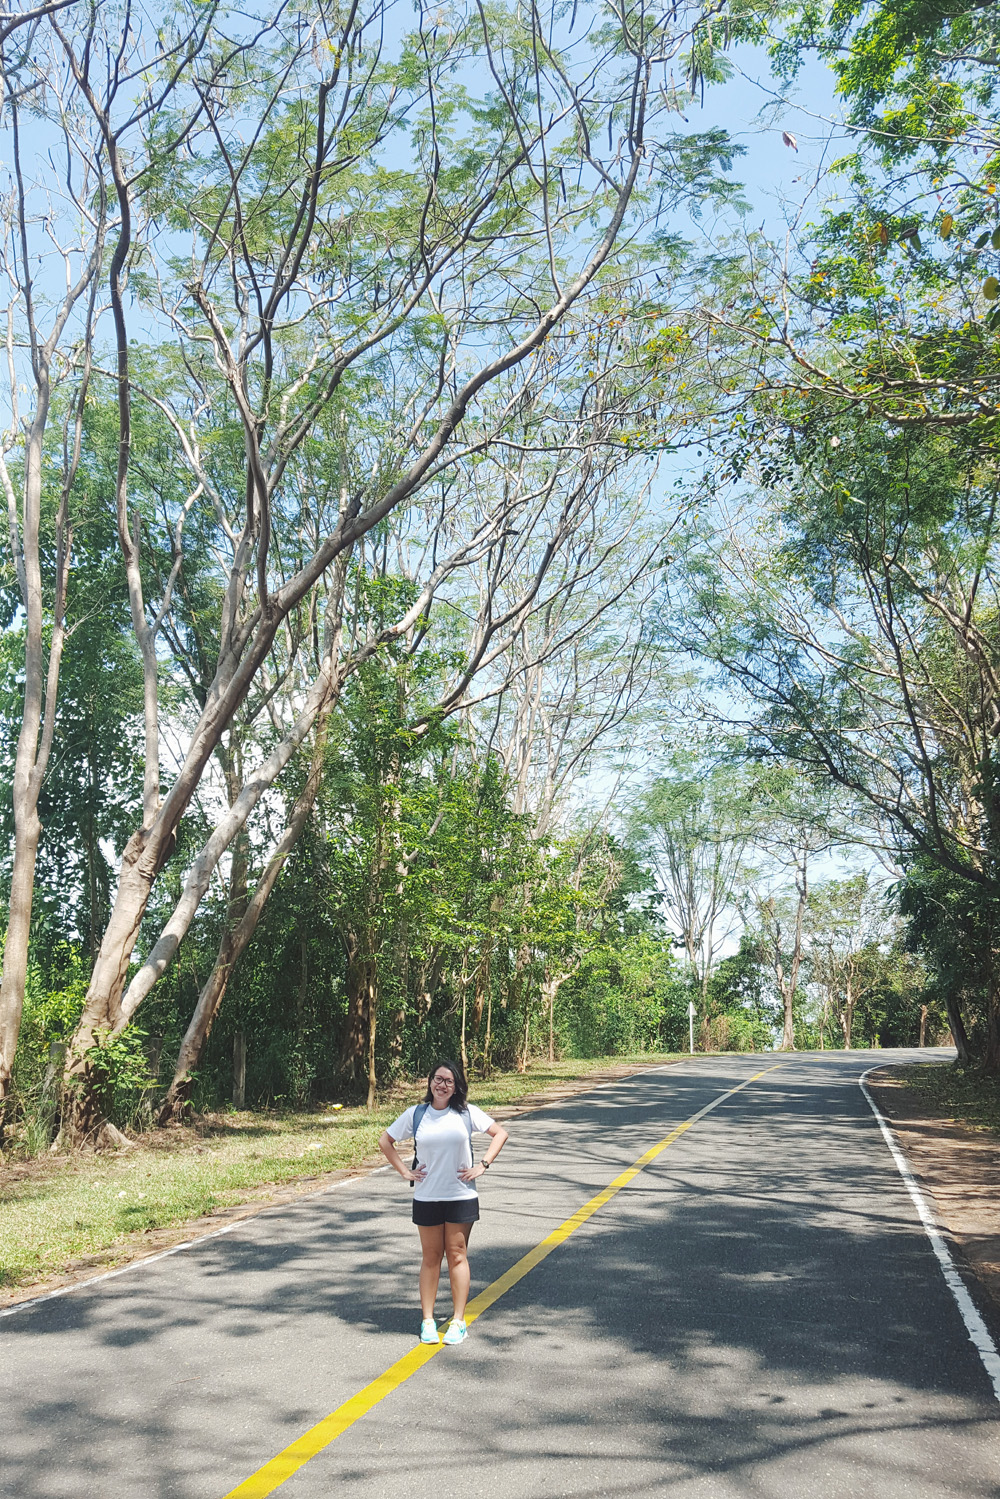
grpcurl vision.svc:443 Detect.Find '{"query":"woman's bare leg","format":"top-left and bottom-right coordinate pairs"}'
top-left (418, 1225), bottom-right (445, 1319)
top-left (444, 1221), bottom-right (473, 1321)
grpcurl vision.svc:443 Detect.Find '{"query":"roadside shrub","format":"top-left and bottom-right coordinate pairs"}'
top-left (6, 948), bottom-right (88, 1154)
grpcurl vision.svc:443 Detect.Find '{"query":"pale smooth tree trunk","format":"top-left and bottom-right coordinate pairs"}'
top-left (839, 977), bottom-right (855, 1049)
top-left (514, 943), bottom-right (531, 1072)
top-left (233, 1032), bottom-right (246, 1110)
top-left (818, 987), bottom-right (831, 1050)
top-left (520, 1001), bottom-right (532, 1073)
top-left (459, 955), bottom-right (470, 1077)
top-left (365, 961), bottom-right (379, 1109)
top-left (482, 983), bottom-right (493, 1078)
top-left (0, 344), bottom-right (90, 1117)
top-left (541, 969), bottom-right (576, 1064)
top-left (0, 75), bottom-right (103, 1119)
top-left (772, 950), bottom-right (796, 1053)
top-left (777, 862), bottom-right (808, 1052)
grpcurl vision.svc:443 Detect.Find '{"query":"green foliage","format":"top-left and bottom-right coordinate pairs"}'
top-left (658, 0), bottom-right (1000, 1066)
top-left (79, 1029), bottom-right (160, 1133)
top-left (703, 936), bottom-right (778, 1051)
top-left (898, 857), bottom-right (993, 1056)
top-left (11, 955), bottom-right (157, 1140)
top-left (6, 952), bottom-right (89, 1153)
top-left (558, 935), bottom-right (686, 1055)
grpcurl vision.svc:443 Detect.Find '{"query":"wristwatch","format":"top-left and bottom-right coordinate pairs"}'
top-left (480, 1158), bottom-right (491, 1169)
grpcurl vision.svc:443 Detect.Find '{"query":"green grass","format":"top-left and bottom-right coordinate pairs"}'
top-left (884, 1061), bottom-right (1000, 1134)
top-left (0, 1051), bottom-right (684, 1294)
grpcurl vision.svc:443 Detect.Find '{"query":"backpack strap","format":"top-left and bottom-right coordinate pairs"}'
top-left (410, 1102), bottom-right (429, 1186)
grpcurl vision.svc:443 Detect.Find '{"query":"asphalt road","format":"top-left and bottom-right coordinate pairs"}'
top-left (2, 1051), bottom-right (998, 1499)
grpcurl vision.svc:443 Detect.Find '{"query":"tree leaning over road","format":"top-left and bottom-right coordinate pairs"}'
top-left (654, 0), bottom-right (1000, 1071)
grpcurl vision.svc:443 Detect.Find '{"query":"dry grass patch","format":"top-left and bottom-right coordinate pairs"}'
top-left (886, 1060), bottom-right (1000, 1134)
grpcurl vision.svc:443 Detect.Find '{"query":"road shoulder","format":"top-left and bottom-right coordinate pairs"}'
top-left (867, 1066), bottom-right (1000, 1324)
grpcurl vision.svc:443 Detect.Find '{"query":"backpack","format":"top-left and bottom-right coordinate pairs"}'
top-left (410, 1102), bottom-right (475, 1188)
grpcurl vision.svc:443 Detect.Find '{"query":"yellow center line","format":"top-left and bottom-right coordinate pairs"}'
top-left (223, 1063), bottom-right (784, 1499)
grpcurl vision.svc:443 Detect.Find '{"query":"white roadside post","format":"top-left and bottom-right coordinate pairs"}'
top-left (688, 1001), bottom-right (696, 1054)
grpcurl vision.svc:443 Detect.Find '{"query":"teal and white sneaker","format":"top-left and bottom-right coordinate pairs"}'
top-left (442, 1319), bottom-right (467, 1346)
top-left (420, 1318), bottom-right (439, 1344)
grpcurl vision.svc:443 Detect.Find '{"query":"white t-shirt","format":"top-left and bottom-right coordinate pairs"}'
top-left (387, 1102), bottom-right (495, 1201)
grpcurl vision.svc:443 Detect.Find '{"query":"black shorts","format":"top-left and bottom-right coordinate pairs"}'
top-left (412, 1197), bottom-right (480, 1227)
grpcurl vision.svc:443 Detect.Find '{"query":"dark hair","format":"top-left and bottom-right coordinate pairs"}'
top-left (424, 1059), bottom-right (468, 1112)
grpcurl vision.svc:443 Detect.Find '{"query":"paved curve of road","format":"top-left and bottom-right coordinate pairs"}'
top-left (2, 1050), bottom-right (998, 1499)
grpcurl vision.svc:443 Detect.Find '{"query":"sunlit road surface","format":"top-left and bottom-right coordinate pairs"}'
top-left (2, 1050), bottom-right (998, 1499)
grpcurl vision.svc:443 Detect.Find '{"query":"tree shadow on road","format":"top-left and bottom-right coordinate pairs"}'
top-left (3, 1058), bottom-right (998, 1497)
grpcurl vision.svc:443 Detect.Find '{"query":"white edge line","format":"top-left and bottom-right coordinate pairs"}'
top-left (0, 1171), bottom-right (370, 1322)
top-left (860, 1066), bottom-right (1000, 1404)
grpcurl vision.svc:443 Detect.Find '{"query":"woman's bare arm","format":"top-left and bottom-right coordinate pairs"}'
top-left (379, 1130), bottom-right (425, 1183)
top-left (459, 1121), bottom-right (509, 1181)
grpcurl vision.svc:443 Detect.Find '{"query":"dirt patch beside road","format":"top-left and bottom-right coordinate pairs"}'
top-left (868, 1066), bottom-right (1000, 1321)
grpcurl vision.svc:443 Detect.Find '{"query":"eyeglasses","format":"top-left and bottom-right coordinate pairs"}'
top-left (431, 1075), bottom-right (455, 1087)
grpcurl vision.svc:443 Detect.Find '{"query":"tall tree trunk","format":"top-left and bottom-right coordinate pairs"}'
top-left (471, 937), bottom-right (490, 1051)
top-left (459, 955), bottom-right (470, 1077)
top-left (773, 952), bottom-right (796, 1053)
top-left (365, 960), bottom-right (379, 1109)
top-left (233, 1031), bottom-right (246, 1110)
top-left (775, 860), bottom-right (808, 1052)
top-left (919, 1004), bottom-right (928, 1048)
top-left (0, 398), bottom-right (73, 1121)
top-left (388, 926), bottom-right (409, 1073)
top-left (540, 973), bottom-right (570, 1064)
top-left (819, 988), bottom-right (830, 1051)
top-left (520, 999), bottom-right (532, 1073)
top-left (84, 729), bottom-right (104, 964)
top-left (943, 988), bottom-right (972, 1066)
top-left (293, 930), bottom-right (309, 1105)
top-left (841, 978), bottom-right (855, 1049)
top-left (482, 983), bottom-right (493, 1078)
top-left (514, 943), bottom-right (531, 1072)
top-left (340, 945), bottom-right (368, 1088)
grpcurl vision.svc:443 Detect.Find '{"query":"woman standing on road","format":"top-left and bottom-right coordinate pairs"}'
top-left (379, 1059), bottom-right (509, 1346)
